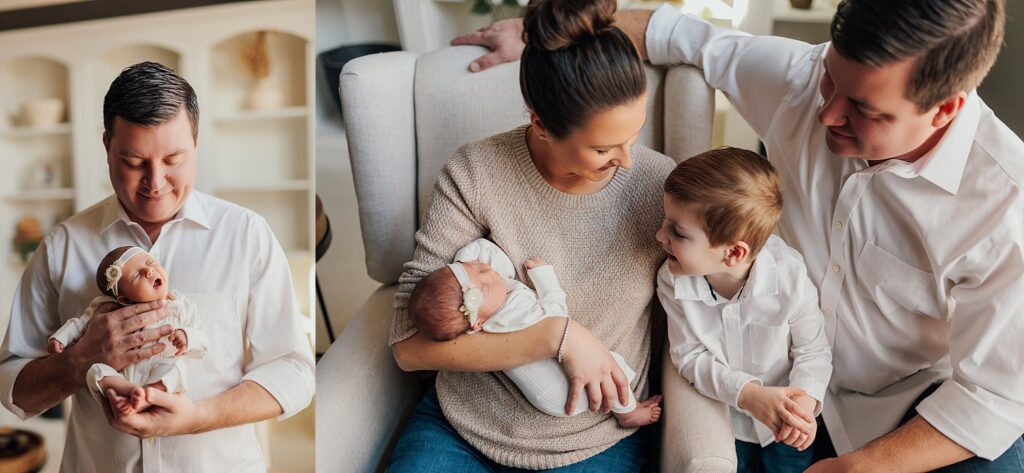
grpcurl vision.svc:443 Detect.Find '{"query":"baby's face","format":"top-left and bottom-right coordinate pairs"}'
top-left (461, 260), bottom-right (508, 327)
top-left (117, 252), bottom-right (169, 303)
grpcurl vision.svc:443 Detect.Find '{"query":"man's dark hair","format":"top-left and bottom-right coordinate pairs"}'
top-left (103, 61), bottom-right (199, 141)
top-left (830, 0), bottom-right (1005, 112)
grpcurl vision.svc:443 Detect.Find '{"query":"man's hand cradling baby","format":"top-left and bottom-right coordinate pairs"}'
top-left (67, 300), bottom-right (174, 375)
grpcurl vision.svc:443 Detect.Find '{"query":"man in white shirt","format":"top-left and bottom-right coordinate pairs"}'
top-left (458, 0), bottom-right (1023, 471)
top-left (0, 62), bottom-right (314, 472)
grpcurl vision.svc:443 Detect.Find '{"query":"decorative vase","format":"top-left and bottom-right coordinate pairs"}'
top-left (790, 0), bottom-right (813, 9)
top-left (246, 78), bottom-right (285, 111)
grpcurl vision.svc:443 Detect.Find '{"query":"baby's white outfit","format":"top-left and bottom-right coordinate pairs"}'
top-left (455, 239), bottom-right (638, 417)
top-left (49, 290), bottom-right (208, 405)
top-left (657, 235), bottom-right (832, 446)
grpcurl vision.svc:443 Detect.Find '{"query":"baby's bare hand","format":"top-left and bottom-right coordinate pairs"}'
top-left (47, 339), bottom-right (64, 354)
top-left (524, 257), bottom-right (546, 270)
top-left (169, 330), bottom-right (188, 356)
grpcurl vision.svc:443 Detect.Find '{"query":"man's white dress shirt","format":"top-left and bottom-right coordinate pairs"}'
top-left (658, 235), bottom-right (832, 446)
top-left (0, 191), bottom-right (315, 473)
top-left (647, 4), bottom-right (1024, 459)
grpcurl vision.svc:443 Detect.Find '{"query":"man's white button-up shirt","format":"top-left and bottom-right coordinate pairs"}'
top-left (0, 191), bottom-right (315, 473)
top-left (648, 4), bottom-right (1024, 459)
top-left (658, 235), bottom-right (832, 446)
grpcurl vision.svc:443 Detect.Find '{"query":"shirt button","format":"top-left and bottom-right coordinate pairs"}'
top-left (824, 309), bottom-right (833, 316)
top-left (834, 221), bottom-right (843, 230)
top-left (832, 264), bottom-right (841, 273)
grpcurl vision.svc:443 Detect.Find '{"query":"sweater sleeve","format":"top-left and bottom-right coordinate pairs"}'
top-left (390, 146), bottom-right (487, 345)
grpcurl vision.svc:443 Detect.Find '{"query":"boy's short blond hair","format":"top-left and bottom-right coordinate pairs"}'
top-left (664, 147), bottom-right (783, 256)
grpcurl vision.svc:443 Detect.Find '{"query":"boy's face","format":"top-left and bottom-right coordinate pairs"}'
top-left (461, 261), bottom-right (508, 329)
top-left (117, 252), bottom-right (170, 303)
top-left (817, 49), bottom-right (961, 162)
top-left (655, 195), bottom-right (729, 277)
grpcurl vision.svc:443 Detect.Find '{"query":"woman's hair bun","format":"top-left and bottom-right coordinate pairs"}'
top-left (522, 0), bottom-right (617, 51)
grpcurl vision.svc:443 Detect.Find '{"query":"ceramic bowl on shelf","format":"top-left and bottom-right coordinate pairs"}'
top-left (789, 0), bottom-right (813, 9)
top-left (19, 98), bottom-right (65, 128)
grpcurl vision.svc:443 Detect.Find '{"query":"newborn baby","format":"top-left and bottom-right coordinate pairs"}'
top-left (410, 238), bottom-right (662, 428)
top-left (48, 246), bottom-right (207, 415)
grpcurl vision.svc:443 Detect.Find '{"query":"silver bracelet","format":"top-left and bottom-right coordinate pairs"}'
top-left (556, 317), bottom-right (571, 363)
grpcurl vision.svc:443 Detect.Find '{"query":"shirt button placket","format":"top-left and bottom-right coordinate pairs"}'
top-left (142, 437), bottom-right (160, 473)
top-left (820, 172), bottom-right (868, 342)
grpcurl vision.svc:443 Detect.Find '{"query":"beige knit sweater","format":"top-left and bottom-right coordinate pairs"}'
top-left (390, 125), bottom-right (674, 469)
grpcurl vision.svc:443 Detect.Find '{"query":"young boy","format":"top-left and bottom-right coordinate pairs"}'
top-left (656, 147), bottom-right (832, 472)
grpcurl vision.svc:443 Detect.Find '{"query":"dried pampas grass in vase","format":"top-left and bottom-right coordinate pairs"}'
top-left (242, 31), bottom-right (284, 110)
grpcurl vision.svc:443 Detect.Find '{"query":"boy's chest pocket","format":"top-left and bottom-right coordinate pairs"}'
top-left (745, 322), bottom-right (790, 369)
top-left (179, 292), bottom-right (246, 395)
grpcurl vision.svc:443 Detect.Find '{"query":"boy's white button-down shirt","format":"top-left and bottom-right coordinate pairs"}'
top-left (647, 4), bottom-right (1024, 459)
top-left (658, 235), bottom-right (832, 446)
top-left (0, 192), bottom-right (315, 473)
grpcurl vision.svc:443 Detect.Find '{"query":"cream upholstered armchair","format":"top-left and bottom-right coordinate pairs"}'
top-left (316, 46), bottom-right (736, 472)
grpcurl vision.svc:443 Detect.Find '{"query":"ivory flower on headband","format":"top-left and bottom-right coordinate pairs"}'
top-left (106, 247), bottom-right (146, 297)
top-left (448, 262), bottom-right (484, 332)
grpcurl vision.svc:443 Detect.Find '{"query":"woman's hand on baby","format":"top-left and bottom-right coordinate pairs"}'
top-left (777, 393), bottom-right (818, 450)
top-left (169, 329), bottom-right (188, 356)
top-left (47, 339), bottom-right (64, 354)
top-left (737, 383), bottom-right (815, 440)
top-left (559, 319), bottom-right (631, 415)
top-left (524, 257), bottom-right (546, 270)
top-left (67, 300), bottom-right (173, 375)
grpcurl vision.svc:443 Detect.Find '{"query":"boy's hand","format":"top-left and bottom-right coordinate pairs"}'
top-left (778, 393), bottom-right (818, 450)
top-left (169, 330), bottom-right (188, 356)
top-left (47, 339), bottom-right (64, 354)
top-left (524, 257), bottom-right (546, 270)
top-left (737, 383), bottom-right (815, 439)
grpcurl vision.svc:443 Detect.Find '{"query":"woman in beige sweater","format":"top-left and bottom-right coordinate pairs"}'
top-left (387, 0), bottom-right (675, 469)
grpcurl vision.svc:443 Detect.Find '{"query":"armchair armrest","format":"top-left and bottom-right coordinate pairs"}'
top-left (316, 285), bottom-right (427, 472)
top-left (660, 342), bottom-right (737, 472)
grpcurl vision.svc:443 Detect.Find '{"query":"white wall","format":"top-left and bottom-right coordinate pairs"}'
top-left (314, 0), bottom-right (399, 352)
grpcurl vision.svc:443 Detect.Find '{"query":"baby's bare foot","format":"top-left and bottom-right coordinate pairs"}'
top-left (130, 386), bottom-right (152, 412)
top-left (614, 394), bottom-right (663, 428)
top-left (108, 388), bottom-right (135, 416)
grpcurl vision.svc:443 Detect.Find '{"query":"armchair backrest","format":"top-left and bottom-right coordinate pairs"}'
top-left (341, 46), bottom-right (714, 284)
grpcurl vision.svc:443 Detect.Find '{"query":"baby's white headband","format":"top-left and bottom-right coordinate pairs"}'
top-left (448, 263), bottom-right (483, 331)
top-left (105, 247), bottom-right (147, 298)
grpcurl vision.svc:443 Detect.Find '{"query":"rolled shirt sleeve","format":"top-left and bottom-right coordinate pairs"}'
top-left (645, 4), bottom-right (816, 138)
top-left (786, 265), bottom-right (832, 415)
top-left (914, 235), bottom-right (1024, 460)
top-left (238, 215), bottom-right (315, 420)
top-left (0, 238), bottom-right (62, 420)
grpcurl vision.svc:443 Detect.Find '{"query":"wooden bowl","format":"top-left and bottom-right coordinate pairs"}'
top-left (0, 427), bottom-right (46, 473)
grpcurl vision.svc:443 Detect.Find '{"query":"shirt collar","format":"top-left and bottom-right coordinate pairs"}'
top-left (98, 191), bottom-right (211, 235)
top-left (884, 91), bottom-right (980, 195)
top-left (672, 246), bottom-right (780, 305)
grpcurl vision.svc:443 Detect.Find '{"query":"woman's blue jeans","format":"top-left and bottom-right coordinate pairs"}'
top-left (388, 389), bottom-right (647, 472)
